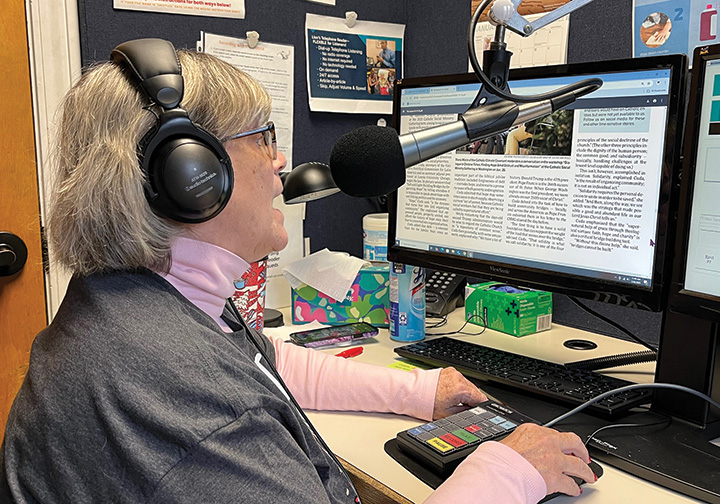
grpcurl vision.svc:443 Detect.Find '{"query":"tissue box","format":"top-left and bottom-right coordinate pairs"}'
top-left (465, 282), bottom-right (552, 337)
top-left (291, 263), bottom-right (390, 327)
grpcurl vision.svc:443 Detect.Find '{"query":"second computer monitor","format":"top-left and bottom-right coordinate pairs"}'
top-left (387, 55), bottom-right (687, 311)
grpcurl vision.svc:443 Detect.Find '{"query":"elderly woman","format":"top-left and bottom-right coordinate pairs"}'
top-left (0, 39), bottom-right (593, 503)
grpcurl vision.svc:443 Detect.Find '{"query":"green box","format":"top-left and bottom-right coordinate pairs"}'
top-left (464, 282), bottom-right (552, 337)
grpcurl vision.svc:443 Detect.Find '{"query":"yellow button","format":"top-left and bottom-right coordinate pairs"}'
top-left (427, 437), bottom-right (454, 453)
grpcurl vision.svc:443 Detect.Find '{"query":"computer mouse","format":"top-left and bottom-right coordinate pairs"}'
top-left (539, 460), bottom-right (603, 502)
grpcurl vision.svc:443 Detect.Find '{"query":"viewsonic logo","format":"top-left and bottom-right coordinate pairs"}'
top-left (490, 265), bottom-right (510, 275)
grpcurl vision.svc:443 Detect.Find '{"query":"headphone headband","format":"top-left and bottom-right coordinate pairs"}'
top-left (111, 38), bottom-right (184, 108)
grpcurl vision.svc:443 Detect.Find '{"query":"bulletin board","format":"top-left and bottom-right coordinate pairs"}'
top-left (77, 0), bottom-right (658, 341)
top-left (76, 0), bottom-right (631, 257)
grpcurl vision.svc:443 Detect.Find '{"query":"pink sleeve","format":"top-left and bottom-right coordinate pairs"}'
top-left (424, 442), bottom-right (547, 504)
top-left (270, 336), bottom-right (441, 421)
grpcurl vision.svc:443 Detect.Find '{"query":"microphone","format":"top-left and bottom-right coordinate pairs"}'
top-left (329, 90), bottom-right (579, 197)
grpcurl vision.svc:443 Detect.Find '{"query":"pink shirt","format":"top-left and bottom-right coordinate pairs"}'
top-left (161, 236), bottom-right (546, 503)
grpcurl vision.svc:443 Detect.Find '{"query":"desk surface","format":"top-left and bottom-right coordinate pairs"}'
top-left (264, 308), bottom-right (702, 503)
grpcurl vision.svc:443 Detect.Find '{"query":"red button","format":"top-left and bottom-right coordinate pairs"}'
top-left (439, 433), bottom-right (467, 447)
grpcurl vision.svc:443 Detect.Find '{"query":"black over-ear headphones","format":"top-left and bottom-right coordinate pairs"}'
top-left (110, 38), bottom-right (233, 223)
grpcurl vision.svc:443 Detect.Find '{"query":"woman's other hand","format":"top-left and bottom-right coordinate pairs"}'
top-left (432, 367), bottom-right (488, 419)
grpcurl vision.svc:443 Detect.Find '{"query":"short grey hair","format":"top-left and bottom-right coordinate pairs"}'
top-left (48, 49), bottom-right (271, 275)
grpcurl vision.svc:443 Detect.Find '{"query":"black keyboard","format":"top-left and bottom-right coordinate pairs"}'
top-left (395, 337), bottom-right (651, 416)
top-left (395, 400), bottom-right (537, 476)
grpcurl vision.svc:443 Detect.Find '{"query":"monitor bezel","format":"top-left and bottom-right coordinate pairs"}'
top-left (387, 54), bottom-right (687, 312)
top-left (668, 45), bottom-right (720, 322)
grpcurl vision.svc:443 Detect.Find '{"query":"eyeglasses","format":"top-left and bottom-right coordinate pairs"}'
top-left (221, 121), bottom-right (277, 160)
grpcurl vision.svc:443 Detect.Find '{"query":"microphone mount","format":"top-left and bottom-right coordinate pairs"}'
top-left (326, 0), bottom-right (604, 198)
top-left (465, 0), bottom-right (602, 153)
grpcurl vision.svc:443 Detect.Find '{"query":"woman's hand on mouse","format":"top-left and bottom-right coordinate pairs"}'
top-left (500, 423), bottom-right (596, 496)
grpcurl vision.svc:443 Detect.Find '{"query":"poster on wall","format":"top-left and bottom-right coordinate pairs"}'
top-left (305, 13), bottom-right (405, 114)
top-left (199, 31), bottom-right (295, 165)
top-left (633, 0), bottom-right (718, 65)
top-left (113, 0), bottom-right (245, 19)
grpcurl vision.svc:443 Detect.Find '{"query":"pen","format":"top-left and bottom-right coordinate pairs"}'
top-left (335, 347), bottom-right (363, 359)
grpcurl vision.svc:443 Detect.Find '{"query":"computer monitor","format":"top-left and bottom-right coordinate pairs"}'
top-left (587, 45), bottom-right (720, 504)
top-left (655, 44), bottom-right (720, 427)
top-left (387, 55), bottom-right (687, 312)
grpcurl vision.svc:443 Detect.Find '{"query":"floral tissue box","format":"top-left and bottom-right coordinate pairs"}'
top-left (291, 263), bottom-right (390, 327)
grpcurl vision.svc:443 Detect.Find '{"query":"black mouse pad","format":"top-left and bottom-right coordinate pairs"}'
top-left (384, 438), bottom-right (444, 489)
top-left (384, 438), bottom-right (603, 502)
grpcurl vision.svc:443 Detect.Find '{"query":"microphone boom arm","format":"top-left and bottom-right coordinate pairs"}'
top-left (469, 0), bottom-right (602, 107)
top-left (398, 96), bottom-right (573, 169)
top-left (326, 0), bottom-right (604, 197)
top-left (496, 0), bottom-right (597, 37)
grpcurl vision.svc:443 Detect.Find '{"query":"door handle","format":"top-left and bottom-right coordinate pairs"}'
top-left (0, 232), bottom-right (28, 277)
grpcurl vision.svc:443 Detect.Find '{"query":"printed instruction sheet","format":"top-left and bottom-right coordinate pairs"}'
top-left (305, 13), bottom-right (405, 114)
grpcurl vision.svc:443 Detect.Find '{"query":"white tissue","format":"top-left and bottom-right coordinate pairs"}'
top-left (282, 249), bottom-right (370, 302)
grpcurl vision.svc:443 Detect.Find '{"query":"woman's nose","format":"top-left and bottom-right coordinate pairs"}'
top-left (274, 151), bottom-right (288, 174)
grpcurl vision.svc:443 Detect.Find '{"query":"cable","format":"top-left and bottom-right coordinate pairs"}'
top-left (425, 314), bottom-right (449, 329)
top-left (565, 350), bottom-right (658, 371)
top-left (543, 382), bottom-right (720, 428)
top-left (568, 295), bottom-right (658, 353)
top-left (466, 0), bottom-right (602, 104)
top-left (582, 407), bottom-right (672, 447)
top-left (427, 313), bottom-right (487, 337)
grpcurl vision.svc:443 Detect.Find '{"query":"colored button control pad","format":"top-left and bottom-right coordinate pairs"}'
top-left (395, 400), bottom-right (538, 476)
top-left (406, 405), bottom-right (518, 455)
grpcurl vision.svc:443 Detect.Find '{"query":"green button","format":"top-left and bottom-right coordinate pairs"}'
top-left (452, 428), bottom-right (480, 444)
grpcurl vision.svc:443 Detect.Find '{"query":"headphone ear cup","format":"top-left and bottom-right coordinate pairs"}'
top-left (141, 111), bottom-right (234, 223)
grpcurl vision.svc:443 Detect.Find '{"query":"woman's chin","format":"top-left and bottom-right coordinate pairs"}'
top-left (276, 232), bottom-right (289, 252)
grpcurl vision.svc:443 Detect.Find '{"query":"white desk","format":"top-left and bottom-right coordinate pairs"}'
top-left (264, 308), bottom-right (703, 503)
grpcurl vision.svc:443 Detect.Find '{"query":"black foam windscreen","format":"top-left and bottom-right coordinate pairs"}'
top-left (329, 125), bottom-right (406, 197)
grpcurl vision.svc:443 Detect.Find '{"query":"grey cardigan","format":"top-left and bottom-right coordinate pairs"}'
top-left (0, 271), bottom-right (359, 503)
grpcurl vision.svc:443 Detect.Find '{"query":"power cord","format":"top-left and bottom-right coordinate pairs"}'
top-left (568, 295), bottom-right (658, 353)
top-left (427, 312), bottom-right (488, 337)
top-left (425, 314), bottom-right (449, 330)
top-left (581, 406), bottom-right (672, 447)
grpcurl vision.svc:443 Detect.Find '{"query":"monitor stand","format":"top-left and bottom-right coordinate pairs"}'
top-left (588, 308), bottom-right (720, 503)
top-left (588, 419), bottom-right (720, 503)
